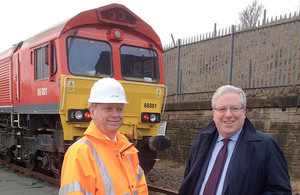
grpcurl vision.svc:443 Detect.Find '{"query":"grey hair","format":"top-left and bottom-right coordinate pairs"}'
top-left (211, 85), bottom-right (246, 108)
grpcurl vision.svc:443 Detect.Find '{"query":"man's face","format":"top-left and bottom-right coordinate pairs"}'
top-left (90, 103), bottom-right (124, 133)
top-left (213, 92), bottom-right (246, 138)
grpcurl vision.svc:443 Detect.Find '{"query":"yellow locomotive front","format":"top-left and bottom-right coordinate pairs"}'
top-left (58, 4), bottom-right (170, 173)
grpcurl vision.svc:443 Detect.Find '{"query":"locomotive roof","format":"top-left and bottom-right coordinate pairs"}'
top-left (0, 3), bottom-right (162, 58)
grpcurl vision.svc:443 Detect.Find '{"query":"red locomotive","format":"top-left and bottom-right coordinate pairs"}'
top-left (0, 4), bottom-right (170, 176)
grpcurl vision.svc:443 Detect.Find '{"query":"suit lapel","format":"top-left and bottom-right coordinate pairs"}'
top-left (191, 129), bottom-right (218, 194)
top-left (199, 133), bottom-right (218, 179)
top-left (182, 124), bottom-right (217, 194)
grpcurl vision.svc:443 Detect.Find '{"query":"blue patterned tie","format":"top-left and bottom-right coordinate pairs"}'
top-left (203, 139), bottom-right (230, 195)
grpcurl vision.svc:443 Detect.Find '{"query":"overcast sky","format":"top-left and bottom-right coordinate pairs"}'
top-left (0, 0), bottom-right (299, 52)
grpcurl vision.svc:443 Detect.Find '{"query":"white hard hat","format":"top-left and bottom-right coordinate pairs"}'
top-left (88, 78), bottom-right (128, 104)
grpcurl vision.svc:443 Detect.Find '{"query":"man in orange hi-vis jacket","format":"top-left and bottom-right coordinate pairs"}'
top-left (59, 78), bottom-right (148, 195)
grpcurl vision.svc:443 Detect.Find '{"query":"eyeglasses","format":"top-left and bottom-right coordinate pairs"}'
top-left (213, 107), bottom-right (244, 114)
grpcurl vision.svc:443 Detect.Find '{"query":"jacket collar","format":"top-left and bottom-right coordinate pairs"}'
top-left (83, 121), bottom-right (135, 154)
top-left (242, 118), bottom-right (262, 142)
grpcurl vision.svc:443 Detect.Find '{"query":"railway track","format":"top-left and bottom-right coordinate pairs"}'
top-left (0, 159), bottom-right (178, 195)
top-left (0, 159), bottom-right (59, 187)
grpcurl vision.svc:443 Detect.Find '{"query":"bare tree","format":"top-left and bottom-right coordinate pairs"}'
top-left (239, 0), bottom-right (264, 28)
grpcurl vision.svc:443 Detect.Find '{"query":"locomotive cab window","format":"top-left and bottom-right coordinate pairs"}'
top-left (67, 37), bottom-right (112, 77)
top-left (120, 45), bottom-right (159, 83)
top-left (35, 44), bottom-right (57, 80)
top-left (35, 46), bottom-right (49, 80)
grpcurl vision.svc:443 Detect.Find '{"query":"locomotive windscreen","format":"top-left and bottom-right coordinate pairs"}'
top-left (120, 45), bottom-right (159, 83)
top-left (67, 37), bottom-right (112, 77)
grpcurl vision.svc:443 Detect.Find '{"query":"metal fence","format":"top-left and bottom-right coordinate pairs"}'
top-left (163, 12), bottom-right (300, 102)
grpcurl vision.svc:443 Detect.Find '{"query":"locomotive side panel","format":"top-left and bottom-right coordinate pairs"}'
top-left (0, 57), bottom-right (12, 107)
top-left (15, 44), bottom-right (61, 114)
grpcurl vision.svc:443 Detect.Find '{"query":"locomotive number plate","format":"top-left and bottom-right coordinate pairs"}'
top-left (144, 103), bottom-right (157, 109)
top-left (141, 99), bottom-right (159, 111)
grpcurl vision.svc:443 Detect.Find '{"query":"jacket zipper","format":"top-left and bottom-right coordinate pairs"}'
top-left (120, 143), bottom-right (134, 155)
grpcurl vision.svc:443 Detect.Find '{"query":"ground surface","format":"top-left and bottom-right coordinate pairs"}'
top-left (0, 160), bottom-right (298, 194)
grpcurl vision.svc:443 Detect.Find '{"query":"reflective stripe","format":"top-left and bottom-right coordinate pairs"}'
top-left (127, 154), bottom-right (133, 166)
top-left (136, 165), bottom-right (144, 182)
top-left (122, 190), bottom-right (137, 195)
top-left (73, 139), bottom-right (115, 195)
top-left (127, 154), bottom-right (144, 183)
top-left (126, 154), bottom-right (143, 194)
top-left (59, 181), bottom-right (93, 195)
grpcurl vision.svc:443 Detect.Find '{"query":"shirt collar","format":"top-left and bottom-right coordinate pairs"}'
top-left (103, 133), bottom-right (117, 141)
top-left (217, 128), bottom-right (242, 142)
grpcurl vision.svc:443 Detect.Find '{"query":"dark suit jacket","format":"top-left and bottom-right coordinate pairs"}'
top-left (179, 118), bottom-right (291, 195)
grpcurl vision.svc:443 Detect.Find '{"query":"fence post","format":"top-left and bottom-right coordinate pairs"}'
top-left (175, 39), bottom-right (181, 101)
top-left (228, 25), bottom-right (235, 85)
top-left (263, 9), bottom-right (266, 25)
top-left (214, 23), bottom-right (217, 37)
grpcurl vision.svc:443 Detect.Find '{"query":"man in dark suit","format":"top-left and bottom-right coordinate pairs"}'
top-left (179, 85), bottom-right (291, 195)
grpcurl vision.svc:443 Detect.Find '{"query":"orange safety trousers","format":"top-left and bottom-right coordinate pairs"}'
top-left (59, 121), bottom-right (148, 195)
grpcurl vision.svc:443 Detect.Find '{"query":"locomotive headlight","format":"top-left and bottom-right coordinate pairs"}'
top-left (150, 114), bottom-right (156, 122)
top-left (143, 114), bottom-right (150, 121)
top-left (75, 111), bottom-right (83, 120)
top-left (68, 109), bottom-right (91, 122)
top-left (141, 113), bottom-right (160, 123)
top-left (84, 112), bottom-right (91, 119)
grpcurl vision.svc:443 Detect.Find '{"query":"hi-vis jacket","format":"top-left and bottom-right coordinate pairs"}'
top-left (59, 121), bottom-right (148, 195)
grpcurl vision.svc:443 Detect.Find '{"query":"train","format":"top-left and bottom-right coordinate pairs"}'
top-left (0, 3), bottom-right (170, 176)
